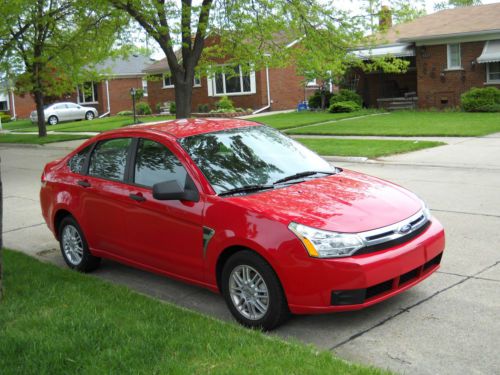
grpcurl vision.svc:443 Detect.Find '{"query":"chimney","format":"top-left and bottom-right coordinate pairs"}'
top-left (379, 5), bottom-right (392, 29)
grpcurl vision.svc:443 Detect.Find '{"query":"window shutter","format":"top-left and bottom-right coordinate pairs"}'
top-left (207, 77), bottom-right (214, 96)
top-left (250, 71), bottom-right (256, 94)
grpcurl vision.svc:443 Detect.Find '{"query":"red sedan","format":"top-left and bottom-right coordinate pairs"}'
top-left (40, 118), bottom-right (445, 330)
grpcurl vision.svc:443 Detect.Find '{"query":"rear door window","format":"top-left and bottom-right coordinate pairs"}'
top-left (133, 139), bottom-right (187, 188)
top-left (88, 138), bottom-right (132, 181)
top-left (68, 145), bottom-right (92, 174)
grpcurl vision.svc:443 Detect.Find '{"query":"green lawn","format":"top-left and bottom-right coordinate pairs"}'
top-left (14, 115), bottom-right (174, 133)
top-left (0, 119), bottom-right (33, 131)
top-left (253, 109), bottom-right (381, 130)
top-left (286, 111), bottom-right (500, 136)
top-left (0, 133), bottom-right (90, 144)
top-left (0, 249), bottom-right (385, 375)
top-left (297, 138), bottom-right (445, 158)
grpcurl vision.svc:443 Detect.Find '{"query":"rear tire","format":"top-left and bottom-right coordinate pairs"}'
top-left (85, 111), bottom-right (95, 120)
top-left (59, 216), bottom-right (100, 272)
top-left (48, 115), bottom-right (58, 125)
top-left (221, 250), bottom-right (290, 330)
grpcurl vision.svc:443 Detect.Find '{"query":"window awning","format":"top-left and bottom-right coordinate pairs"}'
top-left (477, 40), bottom-right (500, 64)
top-left (352, 43), bottom-right (415, 60)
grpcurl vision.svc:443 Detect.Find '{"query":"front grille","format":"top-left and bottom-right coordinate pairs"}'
top-left (353, 209), bottom-right (431, 256)
top-left (356, 221), bottom-right (431, 255)
top-left (330, 251), bottom-right (443, 306)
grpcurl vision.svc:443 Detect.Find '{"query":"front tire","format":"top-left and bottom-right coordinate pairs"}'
top-left (85, 111), bottom-right (95, 120)
top-left (48, 115), bottom-right (58, 125)
top-left (221, 250), bottom-right (290, 330)
top-left (59, 216), bottom-right (101, 272)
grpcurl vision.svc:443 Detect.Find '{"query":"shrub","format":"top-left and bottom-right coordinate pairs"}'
top-left (461, 87), bottom-right (500, 112)
top-left (215, 96), bottom-right (234, 111)
top-left (136, 102), bottom-right (152, 115)
top-left (308, 91), bottom-right (333, 109)
top-left (0, 113), bottom-right (11, 123)
top-left (235, 107), bottom-right (245, 112)
top-left (328, 100), bottom-right (361, 113)
top-left (330, 89), bottom-right (362, 106)
top-left (197, 103), bottom-right (210, 113)
top-left (169, 101), bottom-right (176, 114)
top-left (117, 110), bottom-right (133, 116)
top-left (156, 103), bottom-right (163, 113)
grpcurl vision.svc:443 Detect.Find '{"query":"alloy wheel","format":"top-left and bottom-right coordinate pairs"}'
top-left (229, 265), bottom-right (269, 320)
top-left (62, 225), bottom-right (84, 265)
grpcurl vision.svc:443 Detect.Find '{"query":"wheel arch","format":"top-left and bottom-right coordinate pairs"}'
top-left (215, 245), bottom-right (282, 293)
top-left (53, 208), bottom-right (74, 240)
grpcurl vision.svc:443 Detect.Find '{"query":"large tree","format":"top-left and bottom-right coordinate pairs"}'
top-left (0, 0), bottom-right (127, 137)
top-left (108, 0), bottom-right (376, 118)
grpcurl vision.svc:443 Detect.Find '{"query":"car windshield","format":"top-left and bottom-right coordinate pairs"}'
top-left (179, 125), bottom-right (335, 195)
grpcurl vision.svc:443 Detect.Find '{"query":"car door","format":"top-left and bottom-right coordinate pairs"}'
top-left (52, 104), bottom-right (69, 121)
top-left (66, 103), bottom-right (83, 120)
top-left (78, 137), bottom-right (134, 256)
top-left (122, 137), bottom-right (205, 283)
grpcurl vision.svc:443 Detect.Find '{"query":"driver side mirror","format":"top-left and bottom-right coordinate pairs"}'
top-left (152, 179), bottom-right (199, 202)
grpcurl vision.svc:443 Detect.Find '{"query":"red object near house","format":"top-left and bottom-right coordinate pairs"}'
top-left (40, 118), bottom-right (445, 329)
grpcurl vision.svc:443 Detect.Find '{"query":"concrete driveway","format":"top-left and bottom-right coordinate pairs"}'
top-left (1, 134), bottom-right (500, 375)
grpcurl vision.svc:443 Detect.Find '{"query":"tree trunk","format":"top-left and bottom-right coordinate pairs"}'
top-left (34, 90), bottom-right (47, 137)
top-left (174, 81), bottom-right (193, 119)
top-left (0, 157), bottom-right (3, 301)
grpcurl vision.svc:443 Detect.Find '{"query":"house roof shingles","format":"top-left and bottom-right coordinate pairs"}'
top-left (378, 3), bottom-right (500, 44)
top-left (95, 54), bottom-right (156, 77)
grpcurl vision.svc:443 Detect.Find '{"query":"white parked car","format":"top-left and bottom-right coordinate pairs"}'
top-left (30, 102), bottom-right (98, 125)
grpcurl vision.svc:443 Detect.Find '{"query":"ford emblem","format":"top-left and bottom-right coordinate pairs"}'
top-left (398, 223), bottom-right (412, 234)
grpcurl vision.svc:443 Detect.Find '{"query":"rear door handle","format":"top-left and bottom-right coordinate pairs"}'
top-left (77, 179), bottom-right (91, 188)
top-left (129, 193), bottom-right (146, 202)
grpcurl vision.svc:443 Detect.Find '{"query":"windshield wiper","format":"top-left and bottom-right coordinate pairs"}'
top-left (218, 184), bottom-right (274, 197)
top-left (273, 170), bottom-right (337, 185)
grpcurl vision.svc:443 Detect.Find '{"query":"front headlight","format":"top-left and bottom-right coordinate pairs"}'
top-left (421, 200), bottom-right (431, 220)
top-left (288, 222), bottom-right (365, 258)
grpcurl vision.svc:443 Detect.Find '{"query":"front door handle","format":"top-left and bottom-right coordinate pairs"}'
top-left (129, 193), bottom-right (146, 202)
top-left (77, 179), bottom-right (91, 188)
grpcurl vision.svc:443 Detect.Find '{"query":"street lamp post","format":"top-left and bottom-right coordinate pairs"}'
top-left (130, 87), bottom-right (137, 124)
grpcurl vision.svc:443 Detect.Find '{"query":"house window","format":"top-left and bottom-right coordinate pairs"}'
top-left (487, 62), bottom-right (500, 82)
top-left (78, 82), bottom-right (98, 104)
top-left (163, 74), bottom-right (202, 88)
top-left (306, 78), bottom-right (317, 87)
top-left (447, 43), bottom-right (461, 69)
top-left (142, 79), bottom-right (148, 96)
top-left (163, 74), bottom-right (174, 88)
top-left (211, 65), bottom-right (254, 96)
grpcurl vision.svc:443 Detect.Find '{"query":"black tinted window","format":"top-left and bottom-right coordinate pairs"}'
top-left (134, 139), bottom-right (187, 188)
top-left (68, 145), bottom-right (92, 174)
top-left (89, 138), bottom-right (131, 181)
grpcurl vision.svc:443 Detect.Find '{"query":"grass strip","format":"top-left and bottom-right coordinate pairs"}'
top-left (297, 138), bottom-right (445, 158)
top-left (14, 115), bottom-right (174, 133)
top-left (0, 133), bottom-right (90, 144)
top-left (0, 249), bottom-right (387, 375)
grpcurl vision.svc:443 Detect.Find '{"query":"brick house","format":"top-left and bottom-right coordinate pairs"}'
top-left (0, 54), bottom-right (154, 119)
top-left (350, 3), bottom-right (500, 109)
top-left (143, 37), bottom-right (320, 114)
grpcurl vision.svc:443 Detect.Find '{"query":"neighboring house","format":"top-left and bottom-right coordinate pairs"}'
top-left (144, 36), bottom-right (320, 113)
top-left (0, 54), bottom-right (154, 119)
top-left (351, 3), bottom-right (500, 109)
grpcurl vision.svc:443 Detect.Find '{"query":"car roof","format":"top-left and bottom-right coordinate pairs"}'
top-left (109, 117), bottom-right (262, 139)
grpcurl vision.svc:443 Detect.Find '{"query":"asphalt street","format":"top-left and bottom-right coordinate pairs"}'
top-left (1, 133), bottom-right (499, 375)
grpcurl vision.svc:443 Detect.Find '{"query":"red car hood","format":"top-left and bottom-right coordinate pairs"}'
top-left (228, 170), bottom-right (422, 233)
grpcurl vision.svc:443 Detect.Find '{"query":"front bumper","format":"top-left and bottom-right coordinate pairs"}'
top-left (283, 218), bottom-right (445, 314)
